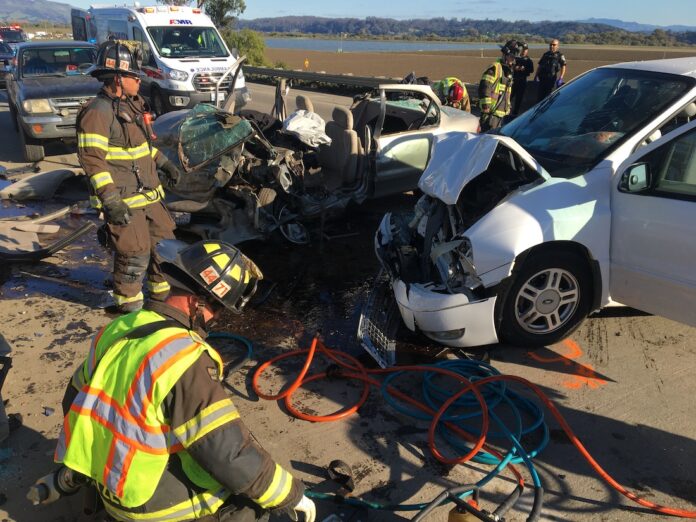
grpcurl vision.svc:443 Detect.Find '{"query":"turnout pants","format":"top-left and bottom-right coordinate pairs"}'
top-left (479, 114), bottom-right (503, 133)
top-left (107, 201), bottom-right (175, 309)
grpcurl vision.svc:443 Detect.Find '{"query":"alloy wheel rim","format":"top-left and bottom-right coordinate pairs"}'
top-left (514, 267), bottom-right (580, 334)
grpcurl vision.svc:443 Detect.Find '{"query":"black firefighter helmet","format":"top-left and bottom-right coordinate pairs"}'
top-left (157, 239), bottom-right (263, 314)
top-left (500, 39), bottom-right (520, 57)
top-left (89, 39), bottom-right (143, 81)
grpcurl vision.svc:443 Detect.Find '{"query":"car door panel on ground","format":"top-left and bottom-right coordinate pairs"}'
top-left (610, 121), bottom-right (696, 326)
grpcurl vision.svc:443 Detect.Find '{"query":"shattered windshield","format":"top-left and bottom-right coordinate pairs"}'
top-left (20, 47), bottom-right (96, 77)
top-left (180, 104), bottom-right (253, 168)
top-left (147, 26), bottom-right (228, 58)
top-left (500, 68), bottom-right (694, 178)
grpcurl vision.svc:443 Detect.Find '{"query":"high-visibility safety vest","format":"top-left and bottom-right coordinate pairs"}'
top-left (479, 61), bottom-right (513, 118)
top-left (54, 311), bottom-right (238, 519)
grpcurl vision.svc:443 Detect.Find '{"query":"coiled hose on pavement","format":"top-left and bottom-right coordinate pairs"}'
top-left (219, 333), bottom-right (696, 520)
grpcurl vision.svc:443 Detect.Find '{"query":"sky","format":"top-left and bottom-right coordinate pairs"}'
top-left (71, 0), bottom-right (696, 27)
top-left (236, 0), bottom-right (696, 27)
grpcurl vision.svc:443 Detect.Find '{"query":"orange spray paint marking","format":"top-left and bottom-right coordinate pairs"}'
top-left (528, 339), bottom-right (607, 390)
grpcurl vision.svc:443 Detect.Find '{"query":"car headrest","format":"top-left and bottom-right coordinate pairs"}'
top-left (332, 107), bottom-right (353, 130)
top-left (682, 102), bottom-right (696, 118)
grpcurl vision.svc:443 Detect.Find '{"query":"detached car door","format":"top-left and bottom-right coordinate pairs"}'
top-left (610, 120), bottom-right (696, 326)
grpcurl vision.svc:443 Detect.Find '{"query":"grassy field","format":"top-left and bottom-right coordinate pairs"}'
top-left (266, 45), bottom-right (696, 84)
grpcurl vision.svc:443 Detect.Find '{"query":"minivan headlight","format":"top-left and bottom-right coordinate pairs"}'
top-left (167, 69), bottom-right (188, 81)
top-left (22, 98), bottom-right (52, 113)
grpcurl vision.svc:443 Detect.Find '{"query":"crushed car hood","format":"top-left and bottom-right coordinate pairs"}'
top-left (418, 132), bottom-right (550, 205)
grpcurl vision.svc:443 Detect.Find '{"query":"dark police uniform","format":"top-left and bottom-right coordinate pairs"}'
top-left (536, 50), bottom-right (566, 102)
top-left (511, 55), bottom-right (534, 115)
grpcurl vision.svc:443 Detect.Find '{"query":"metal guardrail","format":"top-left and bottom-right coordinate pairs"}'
top-left (243, 65), bottom-right (478, 100)
top-left (243, 66), bottom-right (397, 89)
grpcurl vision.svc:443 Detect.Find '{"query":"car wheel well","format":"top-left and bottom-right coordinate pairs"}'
top-left (494, 241), bottom-right (602, 329)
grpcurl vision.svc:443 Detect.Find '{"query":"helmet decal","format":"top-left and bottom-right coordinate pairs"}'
top-left (212, 281), bottom-right (231, 298)
top-left (199, 266), bottom-right (220, 285)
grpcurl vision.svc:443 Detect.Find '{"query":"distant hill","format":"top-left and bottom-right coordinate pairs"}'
top-left (237, 16), bottom-right (696, 46)
top-left (579, 18), bottom-right (696, 33)
top-left (0, 0), bottom-right (72, 25)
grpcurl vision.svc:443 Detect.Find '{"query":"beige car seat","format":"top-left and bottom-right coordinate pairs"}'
top-left (296, 95), bottom-right (315, 113)
top-left (317, 107), bottom-right (360, 189)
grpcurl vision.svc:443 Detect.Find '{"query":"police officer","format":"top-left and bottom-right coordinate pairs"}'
top-left (51, 239), bottom-right (316, 522)
top-left (78, 40), bottom-right (183, 313)
top-left (478, 40), bottom-right (518, 132)
top-left (534, 39), bottom-right (567, 102)
top-left (433, 76), bottom-right (471, 112)
top-left (511, 42), bottom-right (534, 116)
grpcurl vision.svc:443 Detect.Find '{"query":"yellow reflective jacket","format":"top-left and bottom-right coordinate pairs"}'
top-left (478, 60), bottom-right (514, 118)
top-left (55, 310), bottom-right (230, 514)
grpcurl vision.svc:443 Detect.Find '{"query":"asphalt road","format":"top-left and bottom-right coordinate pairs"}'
top-left (1, 84), bottom-right (696, 522)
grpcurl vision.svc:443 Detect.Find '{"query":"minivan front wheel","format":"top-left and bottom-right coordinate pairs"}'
top-left (498, 251), bottom-right (592, 348)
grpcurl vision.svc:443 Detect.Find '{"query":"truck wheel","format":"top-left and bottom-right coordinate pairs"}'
top-left (498, 251), bottom-right (592, 348)
top-left (17, 113), bottom-right (44, 162)
top-left (151, 87), bottom-right (168, 116)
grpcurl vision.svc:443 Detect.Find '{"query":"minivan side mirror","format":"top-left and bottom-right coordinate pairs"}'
top-left (619, 162), bottom-right (651, 193)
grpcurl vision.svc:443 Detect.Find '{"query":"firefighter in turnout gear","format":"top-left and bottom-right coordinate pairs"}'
top-left (478, 40), bottom-right (518, 132)
top-left (78, 40), bottom-right (183, 313)
top-left (432, 76), bottom-right (471, 112)
top-left (51, 239), bottom-right (316, 522)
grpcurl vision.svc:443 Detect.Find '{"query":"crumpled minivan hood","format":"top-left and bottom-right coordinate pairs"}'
top-left (418, 132), bottom-right (550, 205)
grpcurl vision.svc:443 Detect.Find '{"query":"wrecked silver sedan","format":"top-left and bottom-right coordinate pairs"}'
top-left (152, 84), bottom-right (478, 244)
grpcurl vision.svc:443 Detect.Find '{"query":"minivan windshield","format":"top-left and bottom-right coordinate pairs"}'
top-left (499, 68), bottom-right (694, 178)
top-left (147, 26), bottom-right (228, 58)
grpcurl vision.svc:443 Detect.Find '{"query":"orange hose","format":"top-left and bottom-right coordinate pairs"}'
top-left (252, 337), bottom-right (696, 518)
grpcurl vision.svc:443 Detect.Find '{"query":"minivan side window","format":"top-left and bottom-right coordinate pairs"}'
top-left (639, 127), bottom-right (696, 199)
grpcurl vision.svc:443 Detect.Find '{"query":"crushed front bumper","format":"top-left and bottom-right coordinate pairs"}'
top-left (392, 279), bottom-right (498, 348)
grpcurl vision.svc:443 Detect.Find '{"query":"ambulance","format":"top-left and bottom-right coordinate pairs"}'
top-left (71, 5), bottom-right (250, 114)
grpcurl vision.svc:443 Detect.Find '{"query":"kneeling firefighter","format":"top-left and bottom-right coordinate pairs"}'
top-left (31, 240), bottom-right (316, 522)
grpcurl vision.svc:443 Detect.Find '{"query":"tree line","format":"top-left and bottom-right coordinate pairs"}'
top-left (236, 16), bottom-right (696, 46)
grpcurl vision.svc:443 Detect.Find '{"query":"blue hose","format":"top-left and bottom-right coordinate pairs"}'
top-left (306, 358), bottom-right (549, 513)
top-left (208, 332), bottom-right (254, 377)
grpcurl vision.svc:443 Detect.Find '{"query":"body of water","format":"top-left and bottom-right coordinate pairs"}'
top-left (264, 37), bottom-right (546, 53)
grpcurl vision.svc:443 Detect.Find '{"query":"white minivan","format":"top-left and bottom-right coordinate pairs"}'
top-left (367, 57), bottom-right (696, 354)
top-left (71, 5), bottom-right (249, 114)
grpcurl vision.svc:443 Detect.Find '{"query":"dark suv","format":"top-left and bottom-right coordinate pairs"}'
top-left (7, 41), bottom-right (100, 161)
top-left (0, 27), bottom-right (27, 50)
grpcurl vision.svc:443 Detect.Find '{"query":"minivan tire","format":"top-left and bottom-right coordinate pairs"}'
top-left (17, 113), bottom-right (44, 162)
top-left (498, 251), bottom-right (592, 348)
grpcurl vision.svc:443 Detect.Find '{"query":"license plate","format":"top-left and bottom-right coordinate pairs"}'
top-left (209, 91), bottom-right (226, 102)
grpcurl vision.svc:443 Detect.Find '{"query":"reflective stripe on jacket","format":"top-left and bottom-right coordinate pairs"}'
top-left (77, 90), bottom-right (166, 210)
top-left (55, 310), bottom-right (231, 512)
top-left (478, 60), bottom-right (514, 118)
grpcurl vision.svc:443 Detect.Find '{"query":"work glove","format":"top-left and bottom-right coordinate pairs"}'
top-left (101, 192), bottom-right (130, 226)
top-left (158, 158), bottom-right (182, 189)
top-left (556, 78), bottom-right (565, 88)
top-left (289, 494), bottom-right (316, 522)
